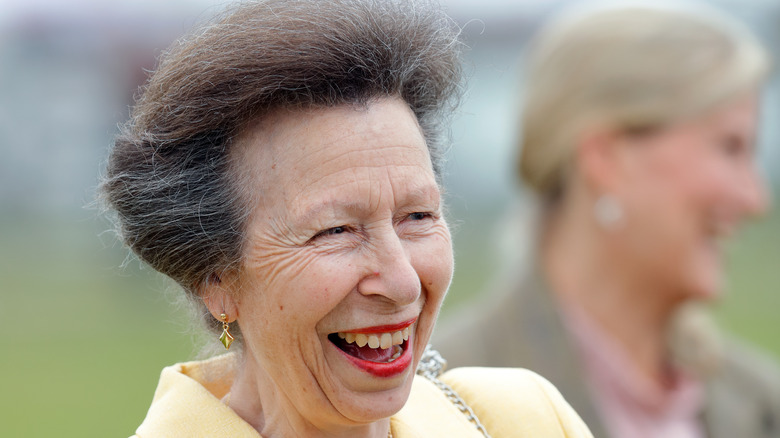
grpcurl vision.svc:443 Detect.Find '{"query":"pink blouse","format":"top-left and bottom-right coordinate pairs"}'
top-left (560, 303), bottom-right (706, 438)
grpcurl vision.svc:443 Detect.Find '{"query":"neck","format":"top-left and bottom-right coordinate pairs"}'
top-left (540, 201), bottom-right (679, 384)
top-left (227, 353), bottom-right (391, 438)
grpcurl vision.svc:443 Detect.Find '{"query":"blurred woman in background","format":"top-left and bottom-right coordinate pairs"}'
top-left (435, 4), bottom-right (780, 437)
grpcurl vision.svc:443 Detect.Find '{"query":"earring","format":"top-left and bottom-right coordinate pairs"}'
top-left (593, 194), bottom-right (623, 229)
top-left (219, 313), bottom-right (234, 350)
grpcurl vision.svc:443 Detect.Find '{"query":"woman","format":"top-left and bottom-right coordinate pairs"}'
top-left (101, 1), bottom-right (592, 437)
top-left (435, 4), bottom-right (780, 438)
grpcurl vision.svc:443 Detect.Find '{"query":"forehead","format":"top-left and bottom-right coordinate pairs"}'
top-left (670, 94), bottom-right (759, 147)
top-left (233, 98), bottom-right (437, 212)
top-left (707, 94), bottom-right (758, 130)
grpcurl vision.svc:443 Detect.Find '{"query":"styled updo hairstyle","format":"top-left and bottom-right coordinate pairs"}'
top-left (518, 3), bottom-right (770, 204)
top-left (100, 0), bottom-right (463, 342)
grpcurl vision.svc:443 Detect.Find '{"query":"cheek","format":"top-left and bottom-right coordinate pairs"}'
top-left (623, 190), bottom-right (697, 258)
top-left (408, 230), bottom-right (452, 350)
top-left (615, 179), bottom-right (698, 280)
top-left (621, 178), bottom-right (721, 295)
top-left (411, 228), bottom-right (453, 303)
top-left (283, 264), bottom-right (361, 327)
top-left (627, 155), bottom-right (710, 231)
top-left (638, 139), bottom-right (732, 215)
top-left (239, 254), bottom-right (357, 339)
top-left (239, 266), bottom-right (356, 375)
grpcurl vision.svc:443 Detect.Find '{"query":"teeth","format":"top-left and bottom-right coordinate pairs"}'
top-left (336, 327), bottom-right (409, 350)
top-left (355, 333), bottom-right (368, 347)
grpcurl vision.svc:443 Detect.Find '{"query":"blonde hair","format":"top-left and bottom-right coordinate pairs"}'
top-left (518, 2), bottom-right (770, 202)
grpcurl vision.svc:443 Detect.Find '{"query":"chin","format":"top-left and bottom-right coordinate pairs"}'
top-left (682, 268), bottom-right (723, 302)
top-left (336, 378), bottom-right (415, 423)
top-left (322, 328), bottom-right (421, 423)
top-left (672, 247), bottom-right (725, 302)
top-left (695, 281), bottom-right (722, 301)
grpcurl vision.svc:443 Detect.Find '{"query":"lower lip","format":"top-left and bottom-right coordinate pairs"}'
top-left (337, 335), bottom-right (413, 378)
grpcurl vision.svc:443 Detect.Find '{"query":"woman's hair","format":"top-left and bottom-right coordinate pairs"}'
top-left (100, 0), bottom-right (462, 340)
top-left (518, 3), bottom-right (770, 203)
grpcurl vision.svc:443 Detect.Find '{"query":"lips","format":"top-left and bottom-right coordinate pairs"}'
top-left (328, 318), bottom-right (415, 377)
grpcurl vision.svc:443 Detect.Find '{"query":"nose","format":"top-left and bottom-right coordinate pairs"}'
top-left (357, 228), bottom-right (421, 306)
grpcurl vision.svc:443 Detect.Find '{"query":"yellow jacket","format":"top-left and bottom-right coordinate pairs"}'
top-left (133, 354), bottom-right (592, 437)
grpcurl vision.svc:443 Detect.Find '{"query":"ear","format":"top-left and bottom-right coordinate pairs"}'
top-left (201, 273), bottom-right (239, 323)
top-left (574, 125), bottom-right (628, 195)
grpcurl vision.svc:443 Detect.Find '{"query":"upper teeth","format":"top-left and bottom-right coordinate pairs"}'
top-left (337, 327), bottom-right (410, 349)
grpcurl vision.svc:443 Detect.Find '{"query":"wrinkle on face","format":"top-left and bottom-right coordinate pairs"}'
top-left (223, 97), bottom-right (453, 432)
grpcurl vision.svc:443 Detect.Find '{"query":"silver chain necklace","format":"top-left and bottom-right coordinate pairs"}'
top-left (415, 345), bottom-right (493, 438)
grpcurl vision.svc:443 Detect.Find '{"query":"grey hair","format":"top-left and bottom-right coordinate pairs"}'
top-left (100, 0), bottom-right (463, 342)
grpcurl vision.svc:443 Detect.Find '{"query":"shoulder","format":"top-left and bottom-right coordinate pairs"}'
top-left (133, 356), bottom-right (260, 438)
top-left (439, 367), bottom-right (593, 438)
top-left (395, 375), bottom-right (489, 437)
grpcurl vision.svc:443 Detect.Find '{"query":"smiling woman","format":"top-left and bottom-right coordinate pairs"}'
top-left (100, 0), bottom-right (592, 437)
top-left (218, 100), bottom-right (453, 426)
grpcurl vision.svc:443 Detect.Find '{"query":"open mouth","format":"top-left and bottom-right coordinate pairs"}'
top-left (328, 326), bottom-right (410, 363)
top-left (327, 318), bottom-right (416, 377)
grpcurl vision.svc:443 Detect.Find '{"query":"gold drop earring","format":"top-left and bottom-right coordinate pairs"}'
top-left (219, 313), bottom-right (234, 350)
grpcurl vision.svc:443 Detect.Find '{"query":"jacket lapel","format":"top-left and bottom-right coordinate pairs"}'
top-left (503, 270), bottom-right (610, 438)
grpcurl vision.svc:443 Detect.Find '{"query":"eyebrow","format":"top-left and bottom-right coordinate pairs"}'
top-left (292, 184), bottom-right (441, 226)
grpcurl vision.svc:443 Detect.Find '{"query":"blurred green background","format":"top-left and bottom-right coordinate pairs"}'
top-left (1, 0), bottom-right (779, 436)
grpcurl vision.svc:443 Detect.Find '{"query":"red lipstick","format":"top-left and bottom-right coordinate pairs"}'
top-left (331, 318), bottom-right (417, 378)
top-left (340, 317), bottom-right (416, 334)
top-left (338, 335), bottom-right (413, 378)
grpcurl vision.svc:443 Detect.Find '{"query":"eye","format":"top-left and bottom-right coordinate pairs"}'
top-left (719, 135), bottom-right (749, 158)
top-left (408, 212), bottom-right (434, 221)
top-left (312, 225), bottom-right (349, 240)
top-left (396, 211), bottom-right (438, 236)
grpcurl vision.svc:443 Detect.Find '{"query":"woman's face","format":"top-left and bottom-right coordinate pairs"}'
top-left (229, 98), bottom-right (453, 427)
top-left (613, 94), bottom-right (768, 301)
